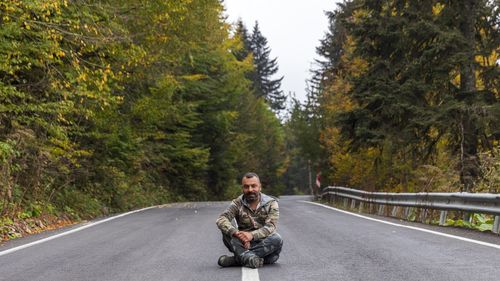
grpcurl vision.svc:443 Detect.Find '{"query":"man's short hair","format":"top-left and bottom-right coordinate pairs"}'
top-left (242, 172), bottom-right (260, 181)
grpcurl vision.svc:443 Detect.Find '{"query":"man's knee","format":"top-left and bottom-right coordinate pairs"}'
top-left (266, 232), bottom-right (283, 248)
top-left (257, 232), bottom-right (282, 255)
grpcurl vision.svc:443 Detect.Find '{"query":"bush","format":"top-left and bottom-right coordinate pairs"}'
top-left (54, 188), bottom-right (103, 220)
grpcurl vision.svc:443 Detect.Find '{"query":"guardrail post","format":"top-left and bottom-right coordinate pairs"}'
top-left (439, 211), bottom-right (447, 226)
top-left (343, 198), bottom-right (348, 208)
top-left (421, 209), bottom-right (429, 223)
top-left (391, 206), bottom-right (398, 217)
top-left (407, 207), bottom-right (414, 221)
top-left (378, 205), bottom-right (385, 215)
top-left (463, 212), bottom-right (471, 223)
top-left (350, 199), bottom-right (356, 209)
top-left (493, 216), bottom-right (500, 234)
top-left (359, 202), bottom-right (364, 213)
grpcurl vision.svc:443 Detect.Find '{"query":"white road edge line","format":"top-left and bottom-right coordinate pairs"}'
top-left (0, 206), bottom-right (157, 257)
top-left (242, 267), bottom-right (260, 281)
top-left (301, 201), bottom-right (500, 250)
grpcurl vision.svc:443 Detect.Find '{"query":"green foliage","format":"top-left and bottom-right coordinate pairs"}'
top-left (283, 97), bottom-right (323, 195)
top-left (407, 210), bottom-right (417, 222)
top-left (473, 213), bottom-right (494, 231)
top-left (17, 202), bottom-right (45, 219)
top-left (338, 0), bottom-right (499, 192)
top-left (235, 21), bottom-right (287, 112)
top-left (0, 0), bottom-right (287, 229)
top-left (476, 145), bottom-right (500, 193)
top-left (54, 187), bottom-right (102, 220)
top-left (445, 213), bottom-right (494, 232)
top-left (232, 94), bottom-right (287, 196)
top-left (286, 0), bottom-right (499, 194)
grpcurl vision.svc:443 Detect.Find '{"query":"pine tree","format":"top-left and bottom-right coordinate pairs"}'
top-left (288, 0), bottom-right (500, 194)
top-left (248, 22), bottom-right (287, 112)
top-left (234, 19), bottom-right (252, 61)
top-left (333, 0), bottom-right (499, 192)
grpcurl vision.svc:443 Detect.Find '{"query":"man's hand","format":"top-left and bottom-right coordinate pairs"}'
top-left (240, 231), bottom-right (253, 242)
top-left (233, 231), bottom-right (253, 249)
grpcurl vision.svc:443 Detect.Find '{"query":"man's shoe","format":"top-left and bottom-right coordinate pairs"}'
top-left (218, 255), bottom-right (238, 267)
top-left (264, 253), bottom-right (279, 264)
top-left (245, 256), bottom-right (264, 268)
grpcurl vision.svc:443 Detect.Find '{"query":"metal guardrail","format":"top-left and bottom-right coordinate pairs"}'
top-left (320, 186), bottom-right (500, 234)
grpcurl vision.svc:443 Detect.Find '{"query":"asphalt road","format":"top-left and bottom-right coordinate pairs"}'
top-left (1, 196), bottom-right (500, 281)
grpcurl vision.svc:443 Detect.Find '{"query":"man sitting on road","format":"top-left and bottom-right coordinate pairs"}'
top-left (216, 172), bottom-right (283, 268)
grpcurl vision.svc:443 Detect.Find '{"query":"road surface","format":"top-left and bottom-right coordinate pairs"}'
top-left (1, 196), bottom-right (500, 281)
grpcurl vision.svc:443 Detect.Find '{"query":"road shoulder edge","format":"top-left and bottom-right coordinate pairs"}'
top-left (0, 206), bottom-right (157, 257)
top-left (302, 200), bottom-right (500, 250)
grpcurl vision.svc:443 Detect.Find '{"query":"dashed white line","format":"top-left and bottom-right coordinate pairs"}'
top-left (0, 206), bottom-right (157, 257)
top-left (242, 267), bottom-right (260, 281)
top-left (302, 201), bottom-right (500, 250)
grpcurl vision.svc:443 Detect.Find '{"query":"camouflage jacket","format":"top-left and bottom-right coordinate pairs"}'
top-left (216, 193), bottom-right (279, 240)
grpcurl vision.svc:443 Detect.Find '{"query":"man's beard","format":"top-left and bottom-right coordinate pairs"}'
top-left (244, 192), bottom-right (259, 203)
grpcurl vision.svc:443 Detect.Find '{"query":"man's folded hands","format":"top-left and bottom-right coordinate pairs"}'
top-left (233, 231), bottom-right (254, 249)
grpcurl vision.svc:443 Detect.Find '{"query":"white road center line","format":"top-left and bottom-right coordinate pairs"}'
top-left (242, 267), bottom-right (260, 281)
top-left (0, 206), bottom-right (157, 257)
top-left (302, 201), bottom-right (500, 250)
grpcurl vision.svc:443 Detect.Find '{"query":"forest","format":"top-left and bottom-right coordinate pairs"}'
top-left (0, 0), bottom-right (499, 240)
top-left (288, 0), bottom-right (499, 195)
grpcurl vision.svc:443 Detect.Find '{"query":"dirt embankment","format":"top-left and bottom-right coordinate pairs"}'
top-left (1, 214), bottom-right (76, 243)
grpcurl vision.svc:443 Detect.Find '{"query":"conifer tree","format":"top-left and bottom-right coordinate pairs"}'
top-left (234, 19), bottom-right (252, 61)
top-left (332, 0), bottom-right (499, 192)
top-left (248, 22), bottom-right (287, 112)
top-left (286, 0), bottom-right (499, 194)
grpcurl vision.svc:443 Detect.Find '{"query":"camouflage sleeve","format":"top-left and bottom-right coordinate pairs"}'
top-left (216, 200), bottom-right (239, 237)
top-left (251, 200), bottom-right (279, 240)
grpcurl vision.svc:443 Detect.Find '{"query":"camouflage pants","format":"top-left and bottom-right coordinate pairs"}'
top-left (222, 232), bottom-right (283, 265)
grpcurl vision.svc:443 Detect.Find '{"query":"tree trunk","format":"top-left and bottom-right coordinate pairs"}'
top-left (459, 0), bottom-right (479, 192)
